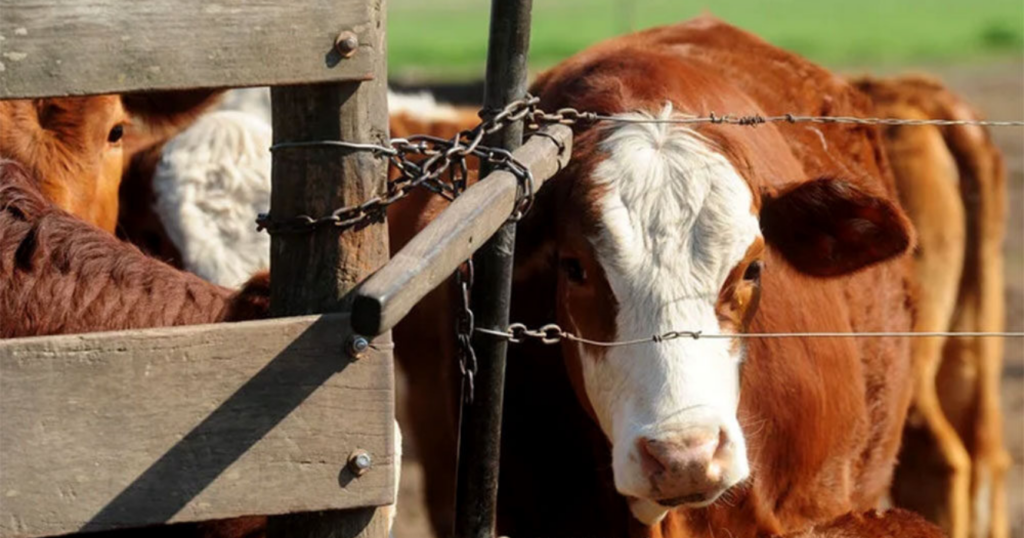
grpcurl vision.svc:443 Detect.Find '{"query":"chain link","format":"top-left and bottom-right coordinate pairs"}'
top-left (455, 259), bottom-right (477, 403)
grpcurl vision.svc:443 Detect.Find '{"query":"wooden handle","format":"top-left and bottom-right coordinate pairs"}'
top-left (352, 124), bottom-right (573, 336)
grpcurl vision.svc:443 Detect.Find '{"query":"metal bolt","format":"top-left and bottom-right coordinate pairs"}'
top-left (334, 31), bottom-right (359, 58)
top-left (347, 335), bottom-right (370, 359)
top-left (349, 450), bottom-right (372, 476)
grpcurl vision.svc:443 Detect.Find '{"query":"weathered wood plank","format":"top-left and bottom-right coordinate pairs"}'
top-left (0, 0), bottom-right (377, 99)
top-left (0, 313), bottom-right (395, 538)
top-left (351, 124), bottom-right (573, 337)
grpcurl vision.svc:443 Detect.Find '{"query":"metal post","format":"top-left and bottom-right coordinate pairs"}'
top-left (453, 1), bottom-right (532, 538)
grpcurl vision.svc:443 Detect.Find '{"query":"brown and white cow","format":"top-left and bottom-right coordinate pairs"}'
top-left (400, 17), bottom-right (919, 538)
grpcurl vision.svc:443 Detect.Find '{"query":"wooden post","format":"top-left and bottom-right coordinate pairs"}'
top-left (453, 1), bottom-right (533, 538)
top-left (266, 0), bottom-right (393, 536)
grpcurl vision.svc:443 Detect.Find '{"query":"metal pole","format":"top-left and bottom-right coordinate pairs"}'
top-left (453, 1), bottom-right (532, 537)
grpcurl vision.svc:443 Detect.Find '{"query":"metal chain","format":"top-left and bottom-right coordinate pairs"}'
top-left (475, 323), bottom-right (1024, 347)
top-left (455, 259), bottom-right (478, 403)
top-left (256, 97), bottom-right (541, 235)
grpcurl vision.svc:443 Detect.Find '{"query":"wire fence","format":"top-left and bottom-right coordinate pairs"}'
top-left (269, 96), bottom-right (1024, 344)
top-left (476, 324), bottom-right (1024, 348)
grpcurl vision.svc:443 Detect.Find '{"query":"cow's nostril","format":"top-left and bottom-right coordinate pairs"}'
top-left (639, 432), bottom-right (719, 478)
top-left (626, 424), bottom-right (746, 508)
top-left (712, 426), bottom-right (731, 461)
top-left (637, 437), bottom-right (667, 476)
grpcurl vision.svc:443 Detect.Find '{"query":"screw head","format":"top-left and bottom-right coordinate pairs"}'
top-left (349, 450), bottom-right (372, 476)
top-left (347, 335), bottom-right (370, 359)
top-left (335, 31), bottom-right (359, 58)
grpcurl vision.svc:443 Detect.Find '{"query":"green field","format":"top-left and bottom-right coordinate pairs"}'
top-left (388, 0), bottom-right (1024, 80)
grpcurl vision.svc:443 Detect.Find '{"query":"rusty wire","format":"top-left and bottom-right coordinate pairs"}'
top-left (530, 110), bottom-right (1024, 128)
top-left (475, 324), bottom-right (1024, 347)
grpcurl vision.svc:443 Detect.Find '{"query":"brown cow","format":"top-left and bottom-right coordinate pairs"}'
top-left (398, 17), bottom-right (919, 538)
top-left (0, 91), bottom-right (221, 234)
top-left (0, 158), bottom-right (269, 339)
top-left (854, 75), bottom-right (1009, 538)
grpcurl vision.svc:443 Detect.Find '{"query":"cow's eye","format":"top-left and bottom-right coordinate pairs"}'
top-left (108, 124), bottom-right (124, 144)
top-left (560, 257), bottom-right (587, 284)
top-left (743, 260), bottom-right (762, 283)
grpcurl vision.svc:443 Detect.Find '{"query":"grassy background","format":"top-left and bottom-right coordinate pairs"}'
top-left (388, 0), bottom-right (1024, 80)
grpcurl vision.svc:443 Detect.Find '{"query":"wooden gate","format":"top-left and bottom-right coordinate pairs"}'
top-left (0, 1), bottom-right (395, 536)
top-left (0, 0), bottom-right (570, 536)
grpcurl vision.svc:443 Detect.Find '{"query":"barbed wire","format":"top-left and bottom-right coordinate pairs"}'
top-left (258, 96), bottom-right (1022, 234)
top-left (534, 110), bottom-right (1024, 128)
top-left (475, 323), bottom-right (1024, 348)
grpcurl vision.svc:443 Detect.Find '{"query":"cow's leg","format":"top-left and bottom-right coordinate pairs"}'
top-left (881, 116), bottom-right (971, 538)
top-left (898, 348), bottom-right (973, 538)
top-left (965, 137), bottom-right (1010, 538)
top-left (932, 117), bottom-right (1010, 538)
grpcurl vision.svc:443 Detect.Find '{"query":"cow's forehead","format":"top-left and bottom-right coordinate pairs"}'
top-left (582, 105), bottom-right (761, 301)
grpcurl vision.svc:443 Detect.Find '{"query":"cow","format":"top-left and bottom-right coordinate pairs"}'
top-left (0, 91), bottom-right (222, 234)
top-left (399, 17), bottom-right (920, 538)
top-left (854, 75), bottom-right (1010, 538)
top-left (119, 88), bottom-right (481, 287)
top-left (0, 158), bottom-right (269, 338)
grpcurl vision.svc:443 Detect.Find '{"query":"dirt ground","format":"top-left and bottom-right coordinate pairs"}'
top-left (391, 59), bottom-right (1024, 538)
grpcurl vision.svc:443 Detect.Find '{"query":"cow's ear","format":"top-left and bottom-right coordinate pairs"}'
top-left (760, 178), bottom-right (913, 277)
top-left (120, 90), bottom-right (225, 155)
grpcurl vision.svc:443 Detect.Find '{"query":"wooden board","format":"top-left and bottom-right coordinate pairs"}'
top-left (0, 0), bottom-right (378, 99)
top-left (0, 313), bottom-right (396, 538)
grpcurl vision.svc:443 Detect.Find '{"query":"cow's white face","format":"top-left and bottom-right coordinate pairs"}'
top-left (556, 106), bottom-right (762, 524)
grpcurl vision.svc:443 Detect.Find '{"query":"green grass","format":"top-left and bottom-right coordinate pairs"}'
top-left (388, 0), bottom-right (1024, 80)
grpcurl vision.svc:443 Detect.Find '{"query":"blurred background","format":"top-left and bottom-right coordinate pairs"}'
top-left (386, 2), bottom-right (1024, 537)
top-left (388, 0), bottom-right (1023, 81)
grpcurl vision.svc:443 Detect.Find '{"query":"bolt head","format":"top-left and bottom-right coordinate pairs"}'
top-left (349, 450), bottom-right (372, 475)
top-left (335, 31), bottom-right (359, 58)
top-left (347, 335), bottom-right (370, 358)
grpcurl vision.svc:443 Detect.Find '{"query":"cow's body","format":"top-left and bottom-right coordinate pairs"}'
top-left (854, 76), bottom-right (1009, 538)
top-left (0, 159), bottom-right (269, 338)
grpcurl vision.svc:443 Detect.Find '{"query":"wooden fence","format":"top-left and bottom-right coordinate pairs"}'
top-left (0, 0), bottom-right (569, 537)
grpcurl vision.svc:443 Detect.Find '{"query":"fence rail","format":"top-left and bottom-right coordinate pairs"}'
top-left (352, 124), bottom-right (572, 337)
top-left (0, 314), bottom-right (395, 538)
top-left (0, 0), bottom-right (376, 98)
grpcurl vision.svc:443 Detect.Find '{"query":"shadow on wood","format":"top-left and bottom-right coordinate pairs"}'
top-left (77, 316), bottom-right (354, 531)
top-left (0, 314), bottom-right (394, 538)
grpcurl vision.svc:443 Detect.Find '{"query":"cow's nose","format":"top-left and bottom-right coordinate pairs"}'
top-left (637, 427), bottom-right (733, 506)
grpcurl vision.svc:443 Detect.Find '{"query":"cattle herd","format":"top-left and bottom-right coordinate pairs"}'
top-left (0, 16), bottom-right (1012, 538)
